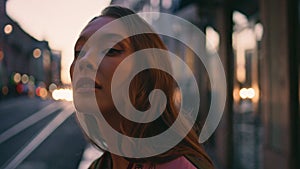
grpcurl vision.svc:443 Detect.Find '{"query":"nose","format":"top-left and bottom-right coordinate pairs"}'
top-left (79, 60), bottom-right (95, 71)
top-left (78, 52), bottom-right (98, 72)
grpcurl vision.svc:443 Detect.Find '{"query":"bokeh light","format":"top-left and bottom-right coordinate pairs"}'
top-left (0, 51), bottom-right (4, 61)
top-left (13, 73), bottom-right (21, 84)
top-left (239, 87), bottom-right (256, 99)
top-left (4, 24), bottom-right (13, 34)
top-left (2, 86), bottom-right (9, 95)
top-left (33, 48), bottom-right (41, 59)
top-left (48, 83), bottom-right (58, 92)
top-left (52, 88), bottom-right (73, 101)
top-left (21, 74), bottom-right (29, 84)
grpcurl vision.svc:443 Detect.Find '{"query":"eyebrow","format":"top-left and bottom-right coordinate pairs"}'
top-left (75, 33), bottom-right (127, 50)
top-left (75, 33), bottom-right (128, 51)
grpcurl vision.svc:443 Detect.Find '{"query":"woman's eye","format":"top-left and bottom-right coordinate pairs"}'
top-left (104, 48), bottom-right (123, 56)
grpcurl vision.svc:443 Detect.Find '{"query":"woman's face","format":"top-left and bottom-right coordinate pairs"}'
top-left (70, 16), bottom-right (133, 116)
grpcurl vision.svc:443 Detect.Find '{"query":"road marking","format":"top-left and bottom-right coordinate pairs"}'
top-left (1, 103), bottom-right (74, 169)
top-left (0, 97), bottom-right (37, 110)
top-left (0, 102), bottom-right (63, 144)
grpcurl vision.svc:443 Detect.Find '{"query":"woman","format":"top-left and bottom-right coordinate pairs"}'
top-left (70, 5), bottom-right (214, 169)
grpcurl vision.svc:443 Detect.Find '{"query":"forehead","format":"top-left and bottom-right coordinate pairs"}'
top-left (75, 16), bottom-right (129, 48)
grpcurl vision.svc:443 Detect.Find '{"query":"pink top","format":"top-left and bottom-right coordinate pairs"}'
top-left (88, 152), bottom-right (206, 169)
top-left (131, 156), bottom-right (197, 169)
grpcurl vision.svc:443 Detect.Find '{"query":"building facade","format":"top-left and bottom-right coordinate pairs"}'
top-left (0, 0), bottom-right (62, 98)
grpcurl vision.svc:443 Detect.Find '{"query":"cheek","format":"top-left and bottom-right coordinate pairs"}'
top-left (97, 55), bottom-right (132, 87)
top-left (97, 60), bottom-right (118, 82)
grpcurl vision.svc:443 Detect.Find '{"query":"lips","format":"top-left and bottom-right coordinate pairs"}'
top-left (75, 78), bottom-right (102, 93)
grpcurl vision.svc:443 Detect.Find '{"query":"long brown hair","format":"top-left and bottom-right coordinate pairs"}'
top-left (94, 5), bottom-right (214, 168)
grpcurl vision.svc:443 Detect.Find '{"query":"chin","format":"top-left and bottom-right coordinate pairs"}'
top-left (73, 93), bottom-right (100, 114)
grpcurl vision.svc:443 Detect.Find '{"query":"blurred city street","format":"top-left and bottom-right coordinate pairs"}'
top-left (0, 97), bottom-right (88, 169)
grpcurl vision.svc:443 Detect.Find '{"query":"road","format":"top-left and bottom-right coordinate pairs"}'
top-left (0, 96), bottom-right (89, 169)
